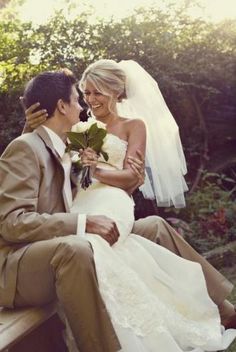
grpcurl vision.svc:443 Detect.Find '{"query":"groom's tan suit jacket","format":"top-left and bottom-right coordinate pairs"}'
top-left (0, 126), bottom-right (78, 307)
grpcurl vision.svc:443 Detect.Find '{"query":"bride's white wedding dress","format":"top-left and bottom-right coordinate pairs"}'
top-left (70, 134), bottom-right (236, 352)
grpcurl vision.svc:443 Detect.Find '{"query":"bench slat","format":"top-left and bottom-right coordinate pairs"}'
top-left (0, 303), bottom-right (56, 351)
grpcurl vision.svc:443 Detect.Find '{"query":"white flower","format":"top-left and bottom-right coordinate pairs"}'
top-left (70, 151), bottom-right (80, 163)
top-left (72, 117), bottom-right (106, 133)
top-left (72, 120), bottom-right (93, 133)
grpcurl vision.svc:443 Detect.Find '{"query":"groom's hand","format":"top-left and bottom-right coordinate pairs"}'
top-left (86, 215), bottom-right (120, 245)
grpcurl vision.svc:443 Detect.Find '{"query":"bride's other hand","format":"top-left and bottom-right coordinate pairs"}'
top-left (20, 97), bottom-right (48, 132)
top-left (80, 147), bottom-right (98, 175)
top-left (86, 215), bottom-right (120, 245)
top-left (127, 149), bottom-right (145, 186)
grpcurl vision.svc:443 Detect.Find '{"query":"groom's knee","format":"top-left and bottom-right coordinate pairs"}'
top-left (133, 215), bottom-right (166, 242)
top-left (51, 236), bottom-right (95, 274)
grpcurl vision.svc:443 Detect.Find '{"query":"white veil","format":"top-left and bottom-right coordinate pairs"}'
top-left (117, 60), bottom-right (188, 208)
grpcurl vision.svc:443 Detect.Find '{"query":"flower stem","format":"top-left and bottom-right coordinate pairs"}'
top-left (81, 166), bottom-right (92, 190)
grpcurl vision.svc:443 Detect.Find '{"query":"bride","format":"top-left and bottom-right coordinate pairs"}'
top-left (26, 59), bottom-right (236, 352)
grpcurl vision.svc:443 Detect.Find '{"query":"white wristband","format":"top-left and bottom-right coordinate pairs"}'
top-left (76, 214), bottom-right (86, 237)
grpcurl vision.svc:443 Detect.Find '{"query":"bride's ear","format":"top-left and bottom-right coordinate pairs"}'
top-left (56, 99), bottom-right (67, 115)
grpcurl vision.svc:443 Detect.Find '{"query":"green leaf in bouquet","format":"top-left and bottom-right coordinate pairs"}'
top-left (65, 143), bottom-right (81, 152)
top-left (100, 150), bottom-right (109, 161)
top-left (88, 123), bottom-right (100, 138)
top-left (65, 144), bottom-right (70, 153)
top-left (89, 128), bottom-right (107, 143)
top-left (88, 129), bottom-right (107, 151)
top-left (67, 132), bottom-right (87, 149)
top-left (90, 139), bottom-right (103, 153)
top-left (88, 123), bottom-right (107, 140)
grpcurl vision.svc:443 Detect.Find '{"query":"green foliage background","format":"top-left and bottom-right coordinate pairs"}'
top-left (1, 1), bottom-right (236, 161)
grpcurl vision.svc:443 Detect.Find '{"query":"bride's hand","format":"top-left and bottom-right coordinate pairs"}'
top-left (127, 149), bottom-right (145, 186)
top-left (80, 148), bottom-right (98, 175)
top-left (20, 98), bottom-right (48, 131)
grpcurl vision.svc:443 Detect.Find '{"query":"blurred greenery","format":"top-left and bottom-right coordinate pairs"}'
top-left (163, 172), bottom-right (236, 252)
top-left (0, 1), bottom-right (236, 163)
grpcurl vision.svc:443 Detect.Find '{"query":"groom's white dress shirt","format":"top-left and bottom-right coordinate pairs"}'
top-left (42, 126), bottom-right (86, 236)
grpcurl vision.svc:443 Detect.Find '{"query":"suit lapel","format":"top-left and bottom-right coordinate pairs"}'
top-left (35, 126), bottom-right (71, 213)
top-left (35, 126), bottom-right (61, 160)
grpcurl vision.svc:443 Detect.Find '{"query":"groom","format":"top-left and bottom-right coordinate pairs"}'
top-left (0, 69), bottom-right (122, 352)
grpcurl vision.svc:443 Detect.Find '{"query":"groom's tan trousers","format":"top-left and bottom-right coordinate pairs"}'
top-left (14, 235), bottom-right (121, 352)
top-left (132, 216), bottom-right (235, 322)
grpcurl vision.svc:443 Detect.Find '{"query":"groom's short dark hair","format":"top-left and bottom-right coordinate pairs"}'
top-left (23, 69), bottom-right (77, 118)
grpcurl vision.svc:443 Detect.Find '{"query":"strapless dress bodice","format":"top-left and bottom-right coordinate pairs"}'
top-left (98, 133), bottom-right (128, 171)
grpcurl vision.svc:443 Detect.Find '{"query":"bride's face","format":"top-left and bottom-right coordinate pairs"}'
top-left (83, 80), bottom-right (116, 120)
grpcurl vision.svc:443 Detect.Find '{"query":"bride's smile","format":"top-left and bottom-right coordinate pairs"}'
top-left (83, 80), bottom-right (118, 122)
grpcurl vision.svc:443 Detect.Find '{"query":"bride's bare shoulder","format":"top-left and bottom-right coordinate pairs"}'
top-left (119, 117), bottom-right (145, 129)
top-left (118, 118), bottom-right (146, 141)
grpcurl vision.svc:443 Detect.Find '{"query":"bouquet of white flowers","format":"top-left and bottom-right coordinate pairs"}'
top-left (66, 118), bottom-right (109, 190)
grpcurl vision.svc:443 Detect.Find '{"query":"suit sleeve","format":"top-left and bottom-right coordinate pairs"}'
top-left (0, 138), bottom-right (78, 243)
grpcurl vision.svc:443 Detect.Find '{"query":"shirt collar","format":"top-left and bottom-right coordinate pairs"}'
top-left (42, 126), bottom-right (65, 159)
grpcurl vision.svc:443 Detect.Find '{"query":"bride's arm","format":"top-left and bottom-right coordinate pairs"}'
top-left (93, 119), bottom-right (146, 193)
top-left (126, 151), bottom-right (145, 195)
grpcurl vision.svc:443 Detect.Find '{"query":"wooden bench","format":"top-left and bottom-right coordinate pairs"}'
top-left (0, 302), bottom-right (67, 352)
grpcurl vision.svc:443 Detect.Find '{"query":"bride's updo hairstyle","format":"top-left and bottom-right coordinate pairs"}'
top-left (79, 59), bottom-right (127, 104)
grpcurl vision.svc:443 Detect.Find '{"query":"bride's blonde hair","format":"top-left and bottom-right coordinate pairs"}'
top-left (79, 59), bottom-right (127, 103)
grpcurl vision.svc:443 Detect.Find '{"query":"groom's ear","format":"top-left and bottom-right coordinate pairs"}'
top-left (56, 99), bottom-right (67, 115)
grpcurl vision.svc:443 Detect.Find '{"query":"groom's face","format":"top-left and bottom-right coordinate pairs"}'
top-left (64, 85), bottom-right (82, 128)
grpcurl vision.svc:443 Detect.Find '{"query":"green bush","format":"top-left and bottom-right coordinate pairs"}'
top-left (165, 173), bottom-right (236, 253)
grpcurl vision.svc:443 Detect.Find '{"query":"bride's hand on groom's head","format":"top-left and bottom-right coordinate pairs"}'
top-left (21, 99), bottom-right (48, 130)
